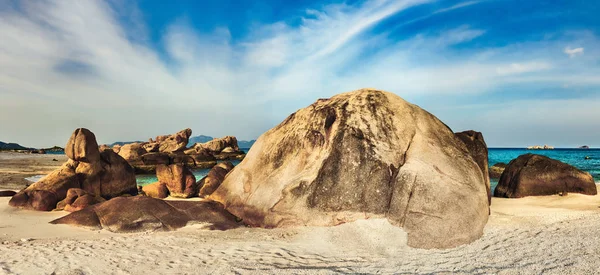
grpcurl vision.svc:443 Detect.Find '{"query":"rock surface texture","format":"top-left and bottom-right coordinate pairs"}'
top-left (156, 164), bottom-right (197, 198)
top-left (489, 163), bottom-right (507, 179)
top-left (494, 154), bottom-right (597, 198)
top-left (50, 196), bottom-right (241, 232)
top-left (210, 89), bottom-right (489, 249)
top-left (455, 130), bottom-right (491, 205)
top-left (9, 128), bottom-right (137, 211)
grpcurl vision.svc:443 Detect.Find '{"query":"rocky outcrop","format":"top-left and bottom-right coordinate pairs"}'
top-left (198, 162), bottom-right (235, 198)
top-left (455, 130), bottom-right (491, 205)
top-left (489, 163), bottom-right (507, 179)
top-left (113, 129), bottom-right (242, 174)
top-left (141, 182), bottom-right (169, 199)
top-left (210, 89), bottom-right (489, 249)
top-left (50, 196), bottom-right (242, 232)
top-left (156, 164), bottom-right (196, 198)
top-left (9, 128), bottom-right (138, 211)
top-left (494, 154), bottom-right (597, 198)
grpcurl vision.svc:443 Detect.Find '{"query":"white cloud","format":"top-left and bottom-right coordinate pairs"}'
top-left (0, 0), bottom-right (599, 147)
top-left (495, 62), bottom-right (553, 76)
top-left (564, 47), bottom-right (584, 58)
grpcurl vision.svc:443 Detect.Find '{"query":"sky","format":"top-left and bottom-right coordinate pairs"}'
top-left (0, 0), bottom-right (599, 148)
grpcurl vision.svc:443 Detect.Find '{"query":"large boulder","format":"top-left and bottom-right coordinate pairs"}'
top-left (50, 196), bottom-right (241, 232)
top-left (198, 162), bottom-right (235, 198)
top-left (489, 163), bottom-right (507, 179)
top-left (210, 89), bottom-right (489, 249)
top-left (9, 128), bottom-right (138, 211)
top-left (494, 154), bottom-right (597, 198)
top-left (156, 164), bottom-right (197, 198)
top-left (455, 130), bottom-right (491, 205)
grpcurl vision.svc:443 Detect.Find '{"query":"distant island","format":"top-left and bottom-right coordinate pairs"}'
top-left (527, 145), bottom-right (555, 150)
top-left (579, 145), bottom-right (590, 149)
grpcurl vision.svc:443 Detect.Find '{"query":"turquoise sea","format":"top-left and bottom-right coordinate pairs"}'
top-left (488, 148), bottom-right (600, 192)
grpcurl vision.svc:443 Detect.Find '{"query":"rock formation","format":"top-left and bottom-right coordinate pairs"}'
top-left (198, 162), bottom-right (235, 198)
top-left (141, 182), bottom-right (169, 199)
top-left (156, 164), bottom-right (196, 198)
top-left (9, 128), bottom-right (138, 211)
top-left (51, 196), bottom-right (242, 232)
top-left (56, 188), bottom-right (105, 212)
top-left (210, 89), bottom-right (489, 249)
top-left (455, 130), bottom-right (491, 205)
top-left (489, 163), bottom-right (507, 179)
top-left (113, 129), bottom-right (244, 174)
top-left (494, 154), bottom-right (597, 198)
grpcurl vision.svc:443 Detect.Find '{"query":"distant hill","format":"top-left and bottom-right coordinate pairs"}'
top-left (0, 141), bottom-right (30, 150)
top-left (187, 135), bottom-right (214, 147)
top-left (238, 140), bottom-right (256, 149)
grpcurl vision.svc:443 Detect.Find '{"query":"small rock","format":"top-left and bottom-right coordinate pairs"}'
top-left (20, 238), bottom-right (33, 242)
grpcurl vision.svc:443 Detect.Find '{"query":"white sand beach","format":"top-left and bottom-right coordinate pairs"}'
top-left (1, 187), bottom-right (599, 274)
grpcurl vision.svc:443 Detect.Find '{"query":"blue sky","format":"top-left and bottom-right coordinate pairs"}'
top-left (0, 0), bottom-right (599, 148)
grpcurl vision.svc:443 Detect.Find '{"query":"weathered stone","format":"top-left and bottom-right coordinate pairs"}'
top-left (158, 128), bottom-right (192, 153)
top-left (142, 182), bottom-right (169, 199)
top-left (211, 89), bottom-right (489, 249)
top-left (156, 164), bottom-right (197, 198)
top-left (50, 196), bottom-right (242, 232)
top-left (65, 128), bottom-right (100, 162)
top-left (200, 136), bottom-right (239, 153)
top-left (455, 130), bottom-right (491, 205)
top-left (198, 162), bottom-right (234, 198)
top-left (489, 163), bottom-right (507, 179)
top-left (494, 154), bottom-right (597, 198)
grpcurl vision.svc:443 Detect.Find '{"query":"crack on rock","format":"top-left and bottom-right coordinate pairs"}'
top-left (400, 175), bottom-right (418, 227)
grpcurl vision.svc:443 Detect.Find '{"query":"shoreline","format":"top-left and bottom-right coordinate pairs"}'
top-left (1, 189), bottom-right (600, 273)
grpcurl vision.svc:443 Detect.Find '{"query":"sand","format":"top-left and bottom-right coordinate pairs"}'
top-left (1, 153), bottom-right (599, 274)
top-left (0, 152), bottom-right (67, 190)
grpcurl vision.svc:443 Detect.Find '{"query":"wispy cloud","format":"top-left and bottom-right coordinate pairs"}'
top-left (0, 0), bottom-right (599, 147)
top-left (564, 46), bottom-right (584, 58)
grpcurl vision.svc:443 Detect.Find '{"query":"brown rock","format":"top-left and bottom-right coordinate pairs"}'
top-left (57, 188), bottom-right (104, 212)
top-left (142, 182), bottom-right (169, 199)
top-left (140, 152), bottom-right (170, 165)
top-left (158, 128), bottom-right (192, 153)
top-left (198, 162), bottom-right (234, 198)
top-left (65, 128), bottom-right (100, 162)
top-left (494, 154), bottom-right (597, 198)
top-left (50, 196), bottom-right (242, 232)
top-left (156, 164), bottom-right (197, 198)
top-left (211, 89), bottom-right (489, 249)
top-left (200, 136), bottom-right (239, 153)
top-left (9, 129), bottom-right (137, 211)
top-left (98, 144), bottom-right (111, 152)
top-left (117, 143), bottom-right (147, 163)
top-left (142, 142), bottom-right (159, 153)
top-left (76, 150), bottom-right (138, 199)
top-left (455, 130), bottom-right (491, 205)
top-left (112, 144), bottom-right (121, 154)
top-left (9, 163), bottom-right (79, 211)
top-left (0, 190), bottom-right (17, 197)
top-left (489, 163), bottom-right (507, 179)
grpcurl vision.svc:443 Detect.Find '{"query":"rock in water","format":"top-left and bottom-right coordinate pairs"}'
top-left (455, 130), bottom-right (491, 205)
top-left (494, 154), bottom-right (597, 198)
top-left (198, 162), bottom-right (235, 198)
top-left (9, 128), bottom-right (138, 211)
top-left (156, 164), bottom-right (197, 198)
top-left (210, 89), bottom-right (489, 249)
top-left (157, 128), bottom-right (192, 153)
top-left (50, 196), bottom-right (241, 232)
top-left (489, 163), bottom-right (507, 179)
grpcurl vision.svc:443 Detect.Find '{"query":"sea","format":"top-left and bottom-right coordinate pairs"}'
top-left (26, 148), bottom-right (600, 192)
